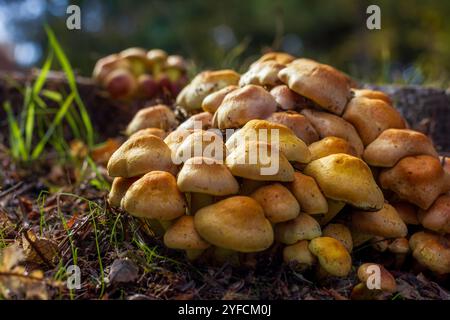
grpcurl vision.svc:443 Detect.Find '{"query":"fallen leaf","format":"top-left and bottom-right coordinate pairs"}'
top-left (108, 258), bottom-right (139, 285)
top-left (22, 230), bottom-right (59, 266)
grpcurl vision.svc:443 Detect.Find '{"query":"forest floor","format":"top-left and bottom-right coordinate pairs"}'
top-left (1, 147), bottom-right (449, 300)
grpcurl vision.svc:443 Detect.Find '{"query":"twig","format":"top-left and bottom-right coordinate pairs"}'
top-left (0, 181), bottom-right (24, 199)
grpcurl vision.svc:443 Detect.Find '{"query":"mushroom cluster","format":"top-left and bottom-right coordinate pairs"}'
top-left (107, 52), bottom-right (450, 296)
top-left (93, 48), bottom-right (188, 100)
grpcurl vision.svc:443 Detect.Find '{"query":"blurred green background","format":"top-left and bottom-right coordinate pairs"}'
top-left (1, 0), bottom-right (449, 86)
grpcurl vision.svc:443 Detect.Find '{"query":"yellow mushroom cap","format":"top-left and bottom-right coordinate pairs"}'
top-left (351, 203), bottom-right (408, 238)
top-left (274, 213), bottom-right (322, 244)
top-left (177, 157), bottom-right (239, 196)
top-left (357, 263), bottom-right (397, 293)
top-left (107, 134), bottom-right (176, 178)
top-left (304, 153), bottom-right (384, 210)
top-left (194, 196), bottom-right (274, 252)
top-left (364, 129), bottom-right (438, 167)
top-left (163, 216), bottom-right (210, 250)
top-left (177, 112), bottom-right (213, 131)
top-left (108, 177), bottom-right (138, 208)
top-left (301, 109), bottom-right (364, 157)
top-left (287, 172), bottom-right (328, 214)
top-left (343, 96), bottom-right (406, 146)
top-left (409, 231), bottom-right (450, 274)
top-left (283, 240), bottom-right (317, 269)
top-left (417, 194), bottom-right (450, 234)
top-left (352, 89), bottom-right (392, 105)
top-left (129, 128), bottom-right (167, 140)
top-left (122, 171), bottom-right (186, 220)
top-left (308, 237), bottom-right (352, 277)
top-left (225, 140), bottom-right (295, 182)
top-left (125, 104), bottom-right (178, 135)
top-left (201, 85), bottom-right (238, 114)
top-left (215, 85), bottom-right (277, 129)
top-left (250, 183), bottom-right (300, 223)
top-left (323, 223), bottom-right (353, 252)
top-left (239, 60), bottom-right (285, 87)
top-left (266, 112), bottom-right (319, 145)
top-left (379, 155), bottom-right (450, 210)
top-left (254, 51), bottom-right (296, 65)
top-left (278, 59), bottom-right (352, 115)
top-left (175, 130), bottom-right (226, 164)
top-left (308, 136), bottom-right (357, 161)
top-left (226, 119), bottom-right (311, 163)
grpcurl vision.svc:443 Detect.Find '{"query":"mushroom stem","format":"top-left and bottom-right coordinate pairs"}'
top-left (213, 247), bottom-right (240, 266)
top-left (186, 249), bottom-right (205, 260)
top-left (190, 193), bottom-right (214, 214)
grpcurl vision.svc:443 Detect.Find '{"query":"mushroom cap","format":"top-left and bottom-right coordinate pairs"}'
top-left (125, 104), bottom-right (178, 135)
top-left (163, 215), bottom-right (210, 250)
top-left (175, 130), bottom-right (226, 164)
top-left (379, 155), bottom-right (450, 210)
top-left (166, 55), bottom-right (187, 70)
top-left (391, 201), bottom-right (420, 225)
top-left (164, 129), bottom-right (194, 155)
top-left (107, 134), bottom-right (176, 178)
top-left (351, 229), bottom-right (374, 247)
top-left (215, 85), bottom-right (277, 129)
top-left (120, 47), bottom-right (148, 60)
top-left (122, 171), bottom-right (186, 220)
top-left (388, 238), bottom-right (410, 254)
top-left (176, 70), bottom-right (240, 111)
top-left (201, 85), bottom-right (238, 113)
top-left (177, 157), bottom-right (239, 196)
top-left (266, 112), bottom-right (319, 145)
top-left (417, 195), bottom-right (450, 234)
top-left (226, 119), bottom-right (311, 163)
top-left (177, 112), bottom-right (213, 131)
top-left (278, 59), bottom-right (352, 115)
top-left (129, 128), bottom-right (167, 140)
top-left (304, 153), bottom-right (384, 210)
top-left (269, 85), bottom-right (309, 111)
top-left (370, 236), bottom-right (390, 252)
top-left (352, 88), bottom-right (392, 105)
top-left (363, 129), bottom-right (438, 167)
top-left (357, 263), bottom-right (397, 293)
top-left (287, 172), bottom-right (328, 214)
top-left (409, 231), bottom-right (450, 274)
top-left (308, 237), bottom-right (352, 277)
top-left (93, 54), bottom-right (130, 84)
top-left (308, 136), bottom-right (358, 161)
top-left (225, 140), bottom-right (295, 181)
top-left (239, 60), bottom-right (284, 87)
top-left (108, 177), bottom-right (138, 208)
top-left (283, 240), bottom-right (317, 268)
top-left (343, 97), bottom-right (406, 145)
top-left (146, 49), bottom-right (168, 63)
top-left (104, 68), bottom-right (138, 99)
top-left (250, 183), bottom-right (300, 223)
top-left (301, 109), bottom-right (364, 157)
top-left (274, 213), bottom-right (322, 244)
top-left (315, 199), bottom-right (346, 225)
top-left (255, 51), bottom-right (296, 65)
top-left (351, 203), bottom-right (408, 238)
top-left (323, 224), bottom-right (353, 252)
top-left (194, 196), bottom-right (274, 252)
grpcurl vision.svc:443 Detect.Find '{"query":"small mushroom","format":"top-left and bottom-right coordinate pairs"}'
top-left (119, 47), bottom-right (150, 76)
top-left (266, 112), bottom-right (319, 145)
top-left (176, 70), bottom-right (240, 111)
top-left (201, 85), bottom-right (238, 114)
top-left (226, 119), bottom-right (311, 163)
top-left (254, 51), bottom-right (295, 65)
top-left (146, 49), bottom-right (168, 75)
top-left (175, 130), bottom-right (226, 164)
top-left (301, 109), bottom-right (364, 156)
top-left (304, 153), bottom-right (384, 210)
top-left (215, 85), bottom-right (277, 129)
top-left (92, 54), bottom-right (130, 85)
top-left (278, 59), bottom-right (352, 115)
top-left (122, 171), bottom-right (186, 220)
top-left (250, 183), bottom-right (300, 223)
top-left (287, 172), bottom-right (328, 215)
top-left (107, 134), bottom-right (176, 178)
top-left (165, 55), bottom-right (188, 82)
top-left (239, 60), bottom-right (285, 87)
top-left (308, 237), bottom-right (352, 277)
top-left (323, 224), bottom-right (353, 252)
top-left (126, 105), bottom-right (178, 135)
top-left (194, 196), bottom-right (274, 252)
top-left (274, 213), bottom-right (322, 244)
top-left (363, 129), bottom-right (438, 167)
top-left (225, 140), bottom-right (295, 182)
top-left (379, 155), bottom-right (450, 210)
top-left (108, 177), bottom-right (138, 208)
top-left (352, 89), bottom-right (392, 105)
top-left (129, 128), bottom-right (167, 140)
top-left (388, 237), bottom-right (410, 268)
top-left (417, 194), bottom-right (450, 234)
top-left (269, 85), bottom-right (309, 111)
top-left (163, 215), bottom-right (211, 260)
top-left (164, 128), bottom-right (194, 156)
top-left (351, 203), bottom-right (408, 238)
top-left (137, 74), bottom-right (159, 98)
top-left (308, 136), bottom-right (358, 161)
top-left (283, 240), bottom-right (317, 270)
top-left (177, 156), bottom-right (239, 213)
top-left (343, 96), bottom-right (406, 145)
top-left (177, 112), bottom-right (213, 131)
top-left (351, 263), bottom-right (397, 300)
top-left (104, 68), bottom-right (137, 100)
top-left (409, 231), bottom-right (450, 274)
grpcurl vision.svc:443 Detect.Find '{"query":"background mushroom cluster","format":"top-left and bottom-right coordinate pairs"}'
top-left (106, 52), bottom-right (450, 299)
top-left (93, 48), bottom-right (188, 100)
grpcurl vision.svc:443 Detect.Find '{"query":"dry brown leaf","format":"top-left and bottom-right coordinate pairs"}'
top-left (22, 230), bottom-right (59, 266)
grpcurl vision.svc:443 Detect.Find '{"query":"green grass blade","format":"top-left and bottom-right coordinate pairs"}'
top-left (3, 101), bottom-right (27, 160)
top-left (33, 50), bottom-right (53, 96)
top-left (31, 93), bottom-right (75, 160)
